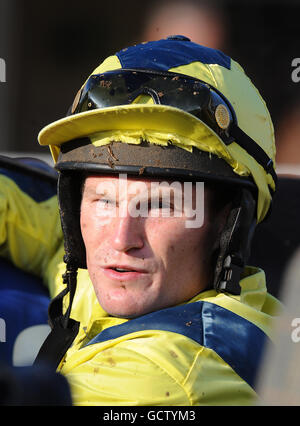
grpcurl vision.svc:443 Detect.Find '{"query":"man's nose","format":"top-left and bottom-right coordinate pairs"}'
top-left (111, 214), bottom-right (144, 253)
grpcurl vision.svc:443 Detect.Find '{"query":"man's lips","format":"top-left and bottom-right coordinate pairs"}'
top-left (105, 264), bottom-right (147, 273)
top-left (102, 264), bottom-right (148, 280)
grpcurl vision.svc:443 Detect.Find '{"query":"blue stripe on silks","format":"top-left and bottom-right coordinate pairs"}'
top-left (0, 168), bottom-right (56, 202)
top-left (86, 301), bottom-right (268, 390)
top-left (116, 40), bottom-right (231, 71)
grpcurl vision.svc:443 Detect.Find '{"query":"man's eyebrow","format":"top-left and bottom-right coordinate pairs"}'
top-left (82, 185), bottom-right (94, 195)
top-left (83, 186), bottom-right (106, 197)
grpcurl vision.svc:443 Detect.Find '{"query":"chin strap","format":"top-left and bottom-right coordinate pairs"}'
top-left (214, 188), bottom-right (257, 295)
top-left (34, 257), bottom-right (80, 370)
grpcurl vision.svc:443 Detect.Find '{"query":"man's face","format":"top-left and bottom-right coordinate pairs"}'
top-left (80, 175), bottom-right (217, 318)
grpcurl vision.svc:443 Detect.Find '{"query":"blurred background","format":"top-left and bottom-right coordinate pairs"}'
top-left (0, 0), bottom-right (299, 169)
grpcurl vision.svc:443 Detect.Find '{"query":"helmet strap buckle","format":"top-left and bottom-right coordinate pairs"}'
top-left (213, 188), bottom-right (256, 296)
top-left (217, 255), bottom-right (243, 295)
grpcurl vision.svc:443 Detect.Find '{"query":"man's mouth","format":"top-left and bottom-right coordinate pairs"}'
top-left (106, 264), bottom-right (146, 273)
top-left (111, 267), bottom-right (135, 273)
top-left (102, 264), bottom-right (147, 280)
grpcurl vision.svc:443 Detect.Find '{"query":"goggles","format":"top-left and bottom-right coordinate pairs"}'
top-left (70, 69), bottom-right (276, 186)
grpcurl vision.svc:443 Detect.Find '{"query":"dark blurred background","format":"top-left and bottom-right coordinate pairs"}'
top-left (0, 0), bottom-right (299, 167)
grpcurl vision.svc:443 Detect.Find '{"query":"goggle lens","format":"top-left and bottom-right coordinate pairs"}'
top-left (72, 69), bottom-right (234, 144)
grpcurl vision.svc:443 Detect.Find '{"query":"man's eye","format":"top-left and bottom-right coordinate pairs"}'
top-left (97, 198), bottom-right (113, 207)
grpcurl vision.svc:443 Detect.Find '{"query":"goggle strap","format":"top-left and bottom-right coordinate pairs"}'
top-left (230, 124), bottom-right (277, 188)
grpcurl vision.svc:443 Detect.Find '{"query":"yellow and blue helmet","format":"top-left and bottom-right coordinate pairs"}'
top-left (38, 35), bottom-right (277, 294)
